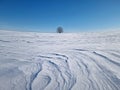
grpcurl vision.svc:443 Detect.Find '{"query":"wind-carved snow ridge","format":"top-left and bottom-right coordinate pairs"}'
top-left (0, 30), bottom-right (120, 90)
top-left (72, 49), bottom-right (120, 90)
top-left (31, 53), bottom-right (76, 90)
top-left (29, 63), bottom-right (42, 90)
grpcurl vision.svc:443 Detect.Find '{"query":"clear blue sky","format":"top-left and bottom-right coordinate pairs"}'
top-left (0, 0), bottom-right (120, 32)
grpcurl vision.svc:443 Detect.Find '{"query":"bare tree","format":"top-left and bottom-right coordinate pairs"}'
top-left (57, 26), bottom-right (63, 33)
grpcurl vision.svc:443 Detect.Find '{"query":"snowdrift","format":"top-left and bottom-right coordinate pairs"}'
top-left (0, 30), bottom-right (120, 90)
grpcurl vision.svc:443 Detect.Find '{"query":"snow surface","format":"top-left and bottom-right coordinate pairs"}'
top-left (0, 30), bottom-right (120, 90)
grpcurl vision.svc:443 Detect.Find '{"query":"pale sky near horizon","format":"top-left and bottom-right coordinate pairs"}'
top-left (0, 0), bottom-right (120, 32)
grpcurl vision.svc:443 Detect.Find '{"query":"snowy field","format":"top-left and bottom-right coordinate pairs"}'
top-left (0, 30), bottom-right (120, 90)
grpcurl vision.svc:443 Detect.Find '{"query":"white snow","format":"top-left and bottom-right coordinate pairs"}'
top-left (0, 30), bottom-right (120, 90)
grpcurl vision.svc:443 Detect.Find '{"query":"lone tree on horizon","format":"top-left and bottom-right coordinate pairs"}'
top-left (57, 26), bottom-right (63, 33)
